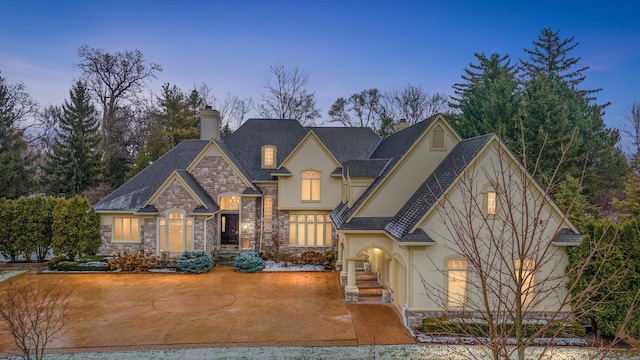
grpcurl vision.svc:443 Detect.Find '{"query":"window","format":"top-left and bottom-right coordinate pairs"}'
top-left (515, 259), bottom-right (535, 307)
top-left (113, 217), bottom-right (140, 242)
top-left (431, 125), bottom-right (446, 149)
top-left (289, 213), bottom-right (332, 247)
top-left (262, 145), bottom-right (276, 169)
top-left (159, 211), bottom-right (193, 253)
top-left (487, 191), bottom-right (497, 215)
top-left (301, 171), bottom-right (321, 201)
top-left (264, 197), bottom-right (273, 221)
top-left (221, 195), bottom-right (240, 210)
top-left (447, 259), bottom-right (468, 307)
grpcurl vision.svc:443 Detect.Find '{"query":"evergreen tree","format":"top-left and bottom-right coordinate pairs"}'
top-left (44, 81), bottom-right (102, 197)
top-left (0, 72), bottom-right (36, 198)
top-left (450, 53), bottom-right (523, 145)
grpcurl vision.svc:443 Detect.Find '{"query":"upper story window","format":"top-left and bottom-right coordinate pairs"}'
top-left (431, 125), bottom-right (446, 150)
top-left (483, 184), bottom-right (499, 218)
top-left (487, 191), bottom-right (497, 215)
top-left (262, 145), bottom-right (277, 169)
top-left (301, 170), bottom-right (321, 201)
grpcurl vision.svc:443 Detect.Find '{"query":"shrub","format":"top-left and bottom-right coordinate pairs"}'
top-left (56, 261), bottom-right (110, 272)
top-left (51, 196), bottom-right (100, 260)
top-left (108, 251), bottom-right (155, 271)
top-left (234, 251), bottom-right (265, 273)
top-left (422, 316), bottom-right (585, 338)
top-left (48, 255), bottom-right (69, 270)
top-left (177, 251), bottom-right (212, 273)
top-left (298, 251), bottom-right (326, 266)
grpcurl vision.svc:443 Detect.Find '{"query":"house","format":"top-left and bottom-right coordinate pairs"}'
top-left (95, 109), bottom-right (581, 328)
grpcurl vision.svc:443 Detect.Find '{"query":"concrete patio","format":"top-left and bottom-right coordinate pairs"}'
top-left (0, 267), bottom-right (413, 356)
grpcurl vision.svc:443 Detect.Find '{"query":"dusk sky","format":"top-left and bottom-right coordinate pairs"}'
top-left (1, 1), bottom-right (639, 147)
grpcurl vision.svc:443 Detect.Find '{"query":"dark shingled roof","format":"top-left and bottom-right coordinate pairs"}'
top-left (343, 159), bottom-right (390, 178)
top-left (384, 134), bottom-right (494, 241)
top-left (400, 229), bottom-right (435, 243)
top-left (370, 116), bottom-right (437, 160)
top-left (552, 228), bottom-right (583, 244)
top-left (309, 127), bottom-right (380, 163)
top-left (224, 119), bottom-right (308, 181)
top-left (175, 170), bottom-right (219, 214)
top-left (338, 217), bottom-right (393, 231)
top-left (95, 140), bottom-right (208, 212)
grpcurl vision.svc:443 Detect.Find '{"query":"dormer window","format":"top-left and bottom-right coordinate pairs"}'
top-left (262, 145), bottom-right (277, 169)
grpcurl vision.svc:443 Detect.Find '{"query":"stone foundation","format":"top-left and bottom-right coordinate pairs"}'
top-left (345, 290), bottom-right (359, 302)
top-left (405, 310), bottom-right (575, 330)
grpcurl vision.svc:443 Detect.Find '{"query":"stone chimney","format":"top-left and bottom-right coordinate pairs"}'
top-left (395, 119), bottom-right (409, 133)
top-left (200, 106), bottom-right (221, 141)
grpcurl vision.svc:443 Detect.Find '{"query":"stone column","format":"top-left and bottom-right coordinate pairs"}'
top-left (339, 244), bottom-right (348, 286)
top-left (345, 258), bottom-right (359, 302)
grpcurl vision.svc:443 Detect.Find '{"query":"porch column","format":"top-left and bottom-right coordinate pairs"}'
top-left (340, 245), bottom-right (348, 286)
top-left (345, 258), bottom-right (359, 302)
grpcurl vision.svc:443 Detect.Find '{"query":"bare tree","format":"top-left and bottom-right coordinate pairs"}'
top-left (421, 131), bottom-right (638, 360)
top-left (77, 45), bottom-right (162, 185)
top-left (328, 88), bottom-right (385, 130)
top-left (622, 101), bottom-right (640, 169)
top-left (0, 280), bottom-right (72, 360)
top-left (383, 84), bottom-right (450, 124)
top-left (257, 63), bottom-right (320, 125)
top-left (218, 93), bottom-right (254, 130)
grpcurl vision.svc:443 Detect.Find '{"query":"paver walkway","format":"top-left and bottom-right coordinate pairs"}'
top-left (0, 267), bottom-right (413, 356)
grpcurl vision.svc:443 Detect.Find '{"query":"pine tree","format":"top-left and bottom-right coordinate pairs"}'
top-left (450, 52), bottom-right (523, 144)
top-left (44, 81), bottom-right (102, 197)
top-left (0, 72), bottom-right (36, 198)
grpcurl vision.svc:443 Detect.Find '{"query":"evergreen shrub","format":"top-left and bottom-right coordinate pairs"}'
top-left (177, 251), bottom-right (212, 273)
top-left (48, 255), bottom-right (69, 270)
top-left (56, 260), bottom-right (110, 271)
top-left (234, 251), bottom-right (265, 273)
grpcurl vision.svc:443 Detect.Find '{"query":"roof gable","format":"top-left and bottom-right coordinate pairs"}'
top-left (145, 170), bottom-right (219, 214)
top-left (186, 139), bottom-right (256, 190)
top-left (94, 140), bottom-right (208, 212)
top-left (280, 130), bottom-right (342, 169)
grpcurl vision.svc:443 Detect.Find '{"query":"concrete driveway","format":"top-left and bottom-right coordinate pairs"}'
top-left (0, 267), bottom-right (413, 355)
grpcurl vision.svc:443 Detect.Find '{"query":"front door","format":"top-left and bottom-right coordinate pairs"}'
top-left (221, 214), bottom-right (239, 246)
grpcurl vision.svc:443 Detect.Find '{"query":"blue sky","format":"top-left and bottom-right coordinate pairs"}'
top-left (1, 0), bottom-right (639, 145)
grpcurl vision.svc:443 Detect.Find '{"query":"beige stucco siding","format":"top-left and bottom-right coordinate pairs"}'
top-left (357, 123), bottom-right (458, 218)
top-left (409, 143), bottom-right (572, 313)
top-left (278, 135), bottom-right (341, 210)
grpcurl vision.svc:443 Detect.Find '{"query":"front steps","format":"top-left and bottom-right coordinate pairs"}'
top-left (212, 245), bottom-right (238, 266)
top-left (344, 265), bottom-right (391, 303)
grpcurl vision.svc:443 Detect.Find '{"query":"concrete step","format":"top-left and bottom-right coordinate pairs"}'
top-left (356, 273), bottom-right (377, 281)
top-left (359, 287), bottom-right (384, 297)
top-left (357, 280), bottom-right (380, 288)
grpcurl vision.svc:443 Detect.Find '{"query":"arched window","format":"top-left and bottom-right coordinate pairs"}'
top-left (301, 171), bottom-right (321, 201)
top-left (447, 258), bottom-right (468, 307)
top-left (261, 145), bottom-right (277, 169)
top-left (159, 211), bottom-right (193, 253)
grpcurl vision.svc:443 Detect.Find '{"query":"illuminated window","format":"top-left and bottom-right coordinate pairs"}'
top-left (262, 145), bottom-right (276, 169)
top-left (159, 211), bottom-right (193, 253)
top-left (114, 217), bottom-right (140, 242)
top-left (515, 259), bottom-right (535, 307)
top-left (301, 171), bottom-right (321, 201)
top-left (264, 197), bottom-right (273, 221)
top-left (221, 195), bottom-right (240, 210)
top-left (289, 212), bottom-right (332, 247)
top-left (447, 259), bottom-right (468, 307)
top-left (487, 191), bottom-right (497, 215)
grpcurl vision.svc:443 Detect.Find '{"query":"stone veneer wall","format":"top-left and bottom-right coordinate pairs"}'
top-left (98, 217), bottom-right (156, 255)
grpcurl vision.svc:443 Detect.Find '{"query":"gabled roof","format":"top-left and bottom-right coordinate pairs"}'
top-left (339, 217), bottom-right (393, 231)
top-left (552, 228), bottom-right (583, 245)
top-left (95, 140), bottom-right (208, 212)
top-left (224, 119), bottom-right (308, 180)
top-left (174, 170), bottom-right (219, 214)
top-left (384, 134), bottom-right (493, 241)
top-left (309, 127), bottom-right (380, 163)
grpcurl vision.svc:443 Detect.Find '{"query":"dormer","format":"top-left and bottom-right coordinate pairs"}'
top-left (261, 145), bottom-right (277, 169)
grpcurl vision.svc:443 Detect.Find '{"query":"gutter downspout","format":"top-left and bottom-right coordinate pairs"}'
top-left (401, 306), bottom-right (416, 337)
top-left (260, 196), bottom-right (264, 253)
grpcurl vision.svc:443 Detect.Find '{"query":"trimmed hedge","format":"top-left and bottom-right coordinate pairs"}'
top-left (56, 260), bottom-right (110, 271)
top-left (234, 251), bottom-right (265, 273)
top-left (177, 251), bottom-right (212, 273)
top-left (422, 316), bottom-right (586, 338)
top-left (48, 255), bottom-right (69, 270)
